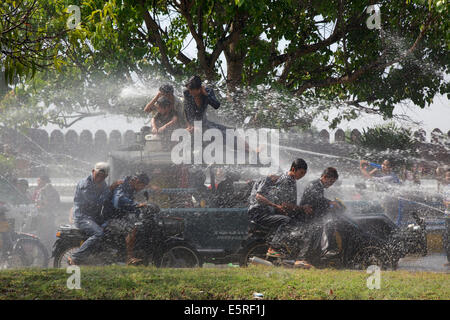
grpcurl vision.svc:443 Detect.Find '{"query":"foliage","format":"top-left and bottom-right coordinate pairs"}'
top-left (0, 0), bottom-right (69, 85)
top-left (350, 122), bottom-right (420, 169)
top-left (359, 123), bottom-right (415, 151)
top-left (0, 0), bottom-right (74, 128)
top-left (0, 0), bottom-right (449, 129)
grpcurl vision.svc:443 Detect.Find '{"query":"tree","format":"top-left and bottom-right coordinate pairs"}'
top-left (0, 0), bottom-right (68, 86)
top-left (0, 0), bottom-right (73, 129)
top-left (2, 0), bottom-right (449, 130)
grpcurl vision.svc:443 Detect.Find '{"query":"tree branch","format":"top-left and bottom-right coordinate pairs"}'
top-left (294, 13), bottom-right (435, 95)
top-left (270, 0), bottom-right (349, 68)
top-left (138, 0), bottom-right (178, 76)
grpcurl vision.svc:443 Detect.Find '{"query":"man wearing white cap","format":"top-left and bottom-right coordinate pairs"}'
top-left (70, 162), bottom-right (111, 265)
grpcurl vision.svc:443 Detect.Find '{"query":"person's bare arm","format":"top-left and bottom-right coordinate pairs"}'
top-left (158, 115), bottom-right (178, 133)
top-left (360, 160), bottom-right (377, 178)
top-left (255, 193), bottom-right (285, 213)
top-left (144, 92), bottom-right (161, 113)
top-left (151, 117), bottom-right (158, 134)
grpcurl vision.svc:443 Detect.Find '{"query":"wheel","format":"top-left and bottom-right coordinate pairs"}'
top-left (53, 243), bottom-right (81, 268)
top-left (352, 246), bottom-right (392, 270)
top-left (13, 239), bottom-right (49, 268)
top-left (4, 253), bottom-right (26, 269)
top-left (239, 241), bottom-right (269, 267)
top-left (156, 242), bottom-right (202, 268)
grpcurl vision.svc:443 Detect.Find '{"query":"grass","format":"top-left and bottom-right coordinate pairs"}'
top-left (0, 265), bottom-right (448, 300)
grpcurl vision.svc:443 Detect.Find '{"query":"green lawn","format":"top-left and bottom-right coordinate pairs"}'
top-left (0, 265), bottom-right (448, 300)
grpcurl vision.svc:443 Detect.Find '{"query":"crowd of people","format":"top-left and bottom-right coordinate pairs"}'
top-left (17, 154), bottom-right (448, 268)
top-left (2, 74), bottom-right (448, 267)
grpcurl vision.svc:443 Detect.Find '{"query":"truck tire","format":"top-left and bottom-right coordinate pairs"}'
top-left (352, 246), bottom-right (392, 270)
top-left (155, 242), bottom-right (202, 268)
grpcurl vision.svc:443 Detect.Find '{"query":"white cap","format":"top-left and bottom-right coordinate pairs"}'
top-left (94, 162), bottom-right (110, 175)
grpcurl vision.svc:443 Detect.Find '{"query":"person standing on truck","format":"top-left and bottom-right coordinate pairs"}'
top-left (69, 162), bottom-right (111, 265)
top-left (150, 96), bottom-right (180, 144)
top-left (183, 75), bottom-right (228, 134)
top-left (144, 84), bottom-right (186, 127)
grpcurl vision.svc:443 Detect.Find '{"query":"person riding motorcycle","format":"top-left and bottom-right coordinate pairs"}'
top-left (271, 167), bottom-right (342, 268)
top-left (247, 159), bottom-right (312, 262)
top-left (104, 172), bottom-right (151, 265)
top-left (69, 162), bottom-right (111, 265)
top-left (300, 167), bottom-right (342, 220)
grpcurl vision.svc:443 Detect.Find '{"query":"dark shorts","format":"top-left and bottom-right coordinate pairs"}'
top-left (104, 215), bottom-right (138, 237)
top-left (248, 207), bottom-right (291, 233)
top-left (255, 214), bottom-right (291, 230)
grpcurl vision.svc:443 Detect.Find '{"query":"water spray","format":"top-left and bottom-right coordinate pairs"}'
top-left (397, 197), bottom-right (446, 215)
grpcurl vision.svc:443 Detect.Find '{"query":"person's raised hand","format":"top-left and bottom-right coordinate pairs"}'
top-left (110, 180), bottom-right (124, 192)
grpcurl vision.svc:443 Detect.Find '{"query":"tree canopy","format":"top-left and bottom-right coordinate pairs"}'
top-left (1, 0), bottom-right (449, 130)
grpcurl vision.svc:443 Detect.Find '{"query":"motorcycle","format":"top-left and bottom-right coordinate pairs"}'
top-left (52, 204), bottom-right (202, 268)
top-left (0, 205), bottom-right (49, 269)
top-left (239, 199), bottom-right (427, 270)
